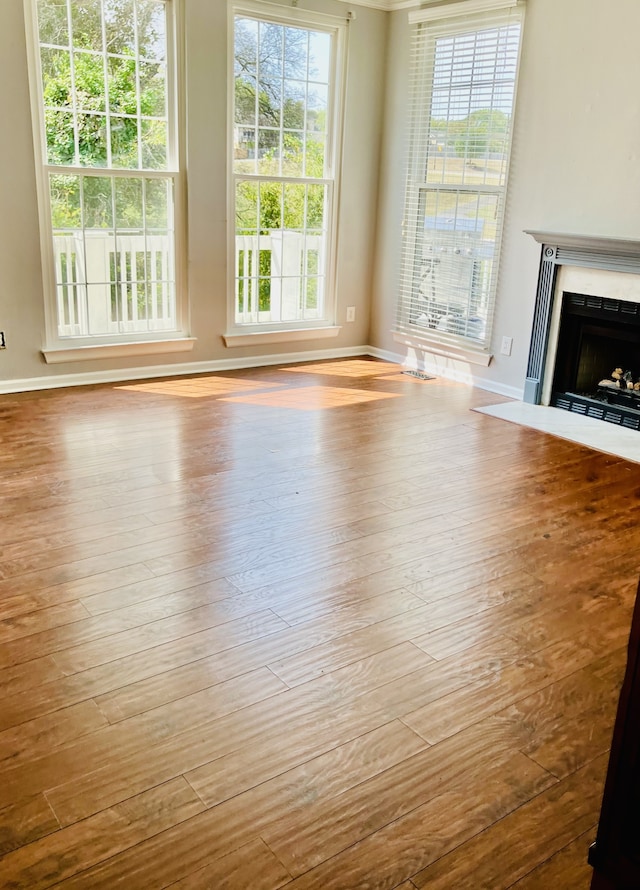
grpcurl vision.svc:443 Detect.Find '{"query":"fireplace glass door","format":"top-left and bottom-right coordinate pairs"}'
top-left (551, 292), bottom-right (640, 430)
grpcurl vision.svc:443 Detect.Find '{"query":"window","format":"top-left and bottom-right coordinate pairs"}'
top-left (230, 3), bottom-right (345, 332)
top-left (28, 0), bottom-right (182, 346)
top-left (397, 0), bottom-right (524, 355)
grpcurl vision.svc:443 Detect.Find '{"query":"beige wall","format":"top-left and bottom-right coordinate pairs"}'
top-left (371, 0), bottom-right (640, 397)
top-left (6, 0), bottom-right (640, 396)
top-left (0, 0), bottom-right (386, 388)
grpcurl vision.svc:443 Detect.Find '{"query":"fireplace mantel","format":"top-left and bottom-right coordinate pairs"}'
top-left (524, 231), bottom-right (640, 404)
top-left (525, 230), bottom-right (640, 259)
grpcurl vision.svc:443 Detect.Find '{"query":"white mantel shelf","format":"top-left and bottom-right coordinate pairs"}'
top-left (525, 230), bottom-right (640, 257)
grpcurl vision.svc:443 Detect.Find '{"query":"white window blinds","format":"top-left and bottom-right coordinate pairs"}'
top-left (397, 0), bottom-right (525, 353)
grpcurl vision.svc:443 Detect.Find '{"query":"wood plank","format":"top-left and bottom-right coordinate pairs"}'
top-left (448, 652), bottom-right (622, 785)
top-left (0, 600), bottom-right (90, 640)
top-left (0, 700), bottom-right (108, 768)
top-left (267, 581), bottom-right (533, 688)
top-left (0, 513), bottom-right (155, 563)
top-left (275, 750), bottom-right (558, 889)
top-left (508, 830), bottom-right (596, 889)
top-left (95, 638), bottom-right (430, 724)
top-left (0, 795), bottom-right (60, 857)
top-left (0, 656), bottom-right (65, 700)
top-left (0, 666), bottom-right (286, 812)
top-left (410, 756), bottom-right (606, 889)
top-left (0, 601), bottom-right (363, 730)
top-left (0, 594), bottom-right (286, 673)
top-left (411, 567), bottom-right (633, 662)
top-left (0, 778), bottom-right (204, 889)
top-left (80, 570), bottom-right (240, 617)
top-left (0, 562), bottom-right (155, 609)
top-left (51, 721), bottom-right (429, 889)
top-left (46, 645), bottom-right (433, 825)
top-left (169, 838), bottom-right (292, 890)
top-left (49, 608), bottom-right (287, 676)
top-left (401, 635), bottom-right (612, 745)
top-left (272, 580), bottom-right (426, 627)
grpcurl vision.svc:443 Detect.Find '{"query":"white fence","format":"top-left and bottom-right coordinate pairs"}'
top-left (54, 229), bottom-right (325, 336)
top-left (53, 232), bottom-right (174, 337)
top-left (235, 231), bottom-right (325, 324)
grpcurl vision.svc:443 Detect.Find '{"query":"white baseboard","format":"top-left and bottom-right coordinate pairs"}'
top-left (367, 345), bottom-right (524, 401)
top-left (0, 345), bottom-right (370, 395)
top-left (476, 380), bottom-right (524, 400)
top-left (1, 342), bottom-right (524, 399)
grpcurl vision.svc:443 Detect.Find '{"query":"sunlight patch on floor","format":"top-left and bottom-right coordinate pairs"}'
top-left (117, 377), bottom-right (282, 399)
top-left (220, 385), bottom-right (401, 411)
top-left (284, 360), bottom-right (400, 378)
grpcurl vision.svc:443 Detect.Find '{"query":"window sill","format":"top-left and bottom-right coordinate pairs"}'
top-left (223, 326), bottom-right (342, 348)
top-left (393, 331), bottom-right (493, 367)
top-left (42, 338), bottom-right (197, 364)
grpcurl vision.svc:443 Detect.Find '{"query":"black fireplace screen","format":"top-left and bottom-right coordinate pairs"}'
top-left (551, 292), bottom-right (640, 429)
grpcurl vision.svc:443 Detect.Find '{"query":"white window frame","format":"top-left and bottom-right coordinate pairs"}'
top-left (395, 0), bottom-right (525, 364)
top-left (225, 0), bottom-right (348, 346)
top-left (24, 0), bottom-right (191, 362)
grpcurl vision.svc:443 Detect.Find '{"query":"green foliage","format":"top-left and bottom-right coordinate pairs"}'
top-left (49, 172), bottom-right (169, 234)
top-left (235, 141), bottom-right (325, 233)
top-left (234, 61), bottom-right (327, 312)
top-left (50, 174), bottom-right (81, 228)
top-left (41, 46), bottom-right (166, 171)
top-left (449, 109), bottom-right (510, 159)
top-left (234, 74), bottom-right (326, 236)
top-left (235, 78), bottom-right (281, 129)
top-left (40, 0), bottom-right (169, 229)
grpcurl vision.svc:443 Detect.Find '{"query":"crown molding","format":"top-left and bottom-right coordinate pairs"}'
top-left (409, 0), bottom-right (518, 20)
top-left (335, 0), bottom-right (423, 11)
top-left (336, 0), bottom-right (509, 13)
top-left (258, 0), bottom-right (495, 14)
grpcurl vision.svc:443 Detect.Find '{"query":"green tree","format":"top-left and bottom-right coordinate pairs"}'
top-left (39, 0), bottom-right (169, 229)
top-left (452, 109), bottom-right (510, 159)
top-left (234, 17), bottom-right (330, 313)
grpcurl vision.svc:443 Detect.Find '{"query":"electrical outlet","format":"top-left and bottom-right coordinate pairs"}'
top-left (500, 335), bottom-right (512, 356)
top-left (0, 331), bottom-right (6, 349)
top-left (346, 306), bottom-right (356, 323)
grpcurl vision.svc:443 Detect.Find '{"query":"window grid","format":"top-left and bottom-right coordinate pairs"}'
top-left (34, 0), bottom-right (178, 341)
top-left (232, 9), bottom-right (338, 328)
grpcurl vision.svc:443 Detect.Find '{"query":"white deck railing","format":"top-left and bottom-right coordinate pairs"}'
top-left (54, 230), bottom-right (325, 336)
top-left (235, 231), bottom-right (325, 324)
top-left (54, 232), bottom-right (174, 337)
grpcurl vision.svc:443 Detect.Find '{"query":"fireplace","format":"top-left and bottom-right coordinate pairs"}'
top-left (550, 292), bottom-right (640, 430)
top-left (524, 232), bottom-right (640, 431)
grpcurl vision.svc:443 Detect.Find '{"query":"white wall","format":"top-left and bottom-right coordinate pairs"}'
top-left (0, 0), bottom-right (386, 389)
top-left (371, 0), bottom-right (640, 398)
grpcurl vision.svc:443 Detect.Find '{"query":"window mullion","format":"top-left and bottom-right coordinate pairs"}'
top-left (101, 0), bottom-right (113, 169)
top-left (234, 174), bottom-right (331, 186)
top-left (415, 182), bottom-right (504, 195)
top-left (65, 0), bottom-right (80, 167)
top-left (133, 0), bottom-right (143, 171)
top-left (44, 165), bottom-right (179, 179)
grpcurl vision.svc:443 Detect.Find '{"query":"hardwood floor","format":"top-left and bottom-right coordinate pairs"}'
top-left (0, 358), bottom-right (638, 889)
